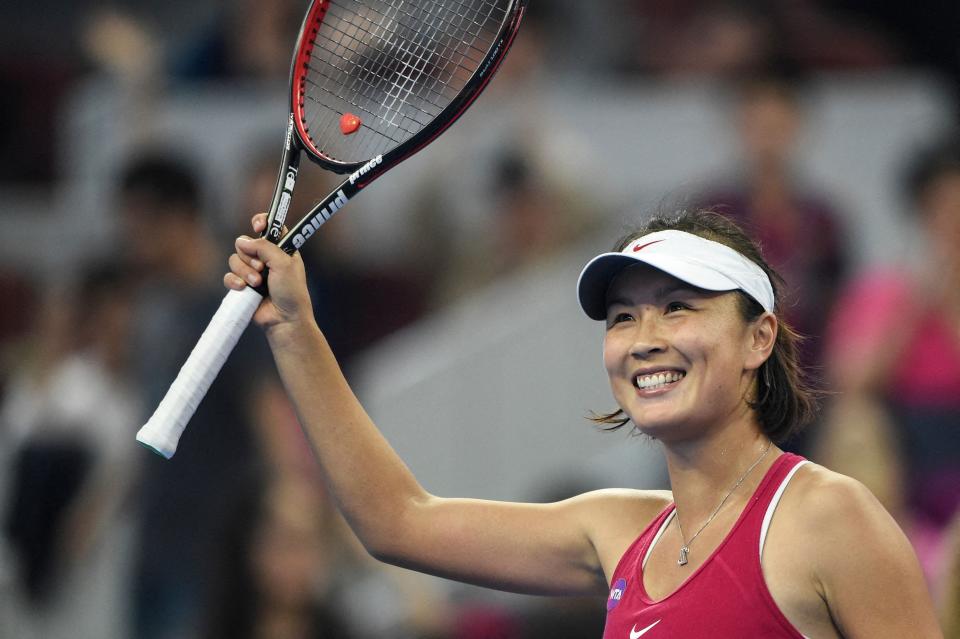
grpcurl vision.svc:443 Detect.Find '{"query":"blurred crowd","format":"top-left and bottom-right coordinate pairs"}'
top-left (1, 1), bottom-right (960, 637)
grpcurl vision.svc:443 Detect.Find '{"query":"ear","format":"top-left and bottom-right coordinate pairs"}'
top-left (744, 312), bottom-right (777, 371)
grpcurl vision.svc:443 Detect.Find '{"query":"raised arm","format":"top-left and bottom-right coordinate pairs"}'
top-left (224, 215), bottom-right (661, 595)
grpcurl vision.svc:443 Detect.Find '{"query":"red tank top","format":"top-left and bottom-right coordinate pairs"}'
top-left (602, 452), bottom-right (809, 638)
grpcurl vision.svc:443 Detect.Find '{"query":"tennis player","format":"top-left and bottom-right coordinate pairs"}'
top-left (225, 209), bottom-right (942, 637)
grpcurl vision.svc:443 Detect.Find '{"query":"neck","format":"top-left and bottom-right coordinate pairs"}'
top-left (254, 606), bottom-right (311, 639)
top-left (174, 235), bottom-right (217, 283)
top-left (662, 420), bottom-right (775, 528)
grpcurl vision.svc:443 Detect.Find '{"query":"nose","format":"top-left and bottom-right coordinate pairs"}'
top-left (628, 312), bottom-right (667, 359)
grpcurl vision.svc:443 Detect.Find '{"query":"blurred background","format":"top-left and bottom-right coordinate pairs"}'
top-left (1, 0), bottom-right (960, 637)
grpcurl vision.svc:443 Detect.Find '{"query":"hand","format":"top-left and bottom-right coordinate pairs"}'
top-left (224, 213), bottom-right (314, 334)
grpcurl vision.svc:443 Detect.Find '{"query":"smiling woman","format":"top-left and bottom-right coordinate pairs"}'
top-left (224, 207), bottom-right (943, 638)
top-left (583, 212), bottom-right (815, 444)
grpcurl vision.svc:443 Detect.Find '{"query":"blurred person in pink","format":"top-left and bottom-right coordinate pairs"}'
top-left (823, 134), bottom-right (960, 591)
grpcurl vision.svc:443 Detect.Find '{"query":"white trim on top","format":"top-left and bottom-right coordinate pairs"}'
top-left (759, 460), bottom-right (810, 561)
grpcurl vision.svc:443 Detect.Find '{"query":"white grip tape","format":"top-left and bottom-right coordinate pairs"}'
top-left (136, 286), bottom-right (263, 458)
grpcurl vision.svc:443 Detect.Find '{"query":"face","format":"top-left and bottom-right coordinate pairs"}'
top-left (251, 482), bottom-right (329, 608)
top-left (737, 89), bottom-right (800, 166)
top-left (922, 171), bottom-right (960, 269)
top-left (602, 264), bottom-right (773, 442)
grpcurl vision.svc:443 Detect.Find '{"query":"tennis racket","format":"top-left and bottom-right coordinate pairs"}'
top-left (137, 0), bottom-right (527, 458)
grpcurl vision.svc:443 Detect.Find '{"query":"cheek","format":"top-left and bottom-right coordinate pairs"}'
top-left (601, 334), bottom-right (616, 371)
top-left (602, 333), bottom-right (628, 379)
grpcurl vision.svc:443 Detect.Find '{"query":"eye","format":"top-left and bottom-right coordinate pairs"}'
top-left (607, 311), bottom-right (634, 327)
top-left (665, 301), bottom-right (691, 313)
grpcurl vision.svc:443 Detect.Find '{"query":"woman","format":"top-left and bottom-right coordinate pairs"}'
top-left (225, 209), bottom-right (941, 637)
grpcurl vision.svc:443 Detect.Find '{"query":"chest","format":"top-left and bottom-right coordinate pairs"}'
top-left (601, 465), bottom-right (837, 639)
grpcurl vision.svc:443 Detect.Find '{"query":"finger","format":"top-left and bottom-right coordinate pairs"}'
top-left (248, 213), bottom-right (285, 238)
top-left (223, 271), bottom-right (247, 291)
top-left (232, 237), bottom-right (264, 270)
top-left (237, 236), bottom-right (290, 268)
top-left (229, 252), bottom-right (263, 287)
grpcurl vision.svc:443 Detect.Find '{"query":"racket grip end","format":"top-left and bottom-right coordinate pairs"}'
top-left (135, 286), bottom-right (263, 458)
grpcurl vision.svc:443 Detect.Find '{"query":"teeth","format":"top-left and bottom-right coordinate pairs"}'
top-left (636, 371), bottom-right (684, 390)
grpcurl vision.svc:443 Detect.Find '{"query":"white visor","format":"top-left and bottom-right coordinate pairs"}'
top-left (577, 229), bottom-right (775, 320)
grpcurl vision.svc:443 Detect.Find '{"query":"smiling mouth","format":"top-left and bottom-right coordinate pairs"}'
top-left (635, 371), bottom-right (685, 391)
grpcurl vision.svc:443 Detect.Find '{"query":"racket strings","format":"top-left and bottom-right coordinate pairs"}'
top-left (299, 0), bottom-right (510, 163)
top-left (308, 7), bottom-right (464, 126)
top-left (318, 0), bottom-right (497, 128)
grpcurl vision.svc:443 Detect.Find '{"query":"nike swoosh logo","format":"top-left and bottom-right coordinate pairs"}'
top-left (632, 239), bottom-right (664, 252)
top-left (630, 619), bottom-right (662, 639)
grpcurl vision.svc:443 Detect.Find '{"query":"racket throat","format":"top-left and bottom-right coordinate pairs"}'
top-left (280, 181), bottom-right (358, 252)
top-left (265, 128), bottom-right (303, 242)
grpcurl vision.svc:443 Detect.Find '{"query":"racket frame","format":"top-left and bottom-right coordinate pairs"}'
top-left (265, 0), bottom-right (527, 251)
top-left (136, 0), bottom-right (527, 458)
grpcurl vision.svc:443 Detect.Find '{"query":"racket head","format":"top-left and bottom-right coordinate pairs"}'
top-left (290, 0), bottom-right (526, 178)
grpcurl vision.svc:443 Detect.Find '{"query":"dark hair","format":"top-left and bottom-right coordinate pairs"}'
top-left (590, 209), bottom-right (818, 444)
top-left (902, 133), bottom-right (960, 209)
top-left (117, 152), bottom-right (202, 216)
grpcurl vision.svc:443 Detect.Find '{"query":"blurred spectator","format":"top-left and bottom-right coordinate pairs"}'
top-left (627, 1), bottom-right (785, 78)
top-left (427, 146), bottom-right (592, 306)
top-left (116, 151), bottom-right (272, 639)
top-left (172, 0), bottom-right (302, 83)
top-left (202, 472), bottom-right (354, 639)
top-left (0, 261), bottom-right (139, 637)
top-left (0, 271), bottom-right (40, 402)
top-left (393, 7), bottom-right (598, 310)
top-left (699, 74), bottom-right (849, 374)
top-left (822, 133), bottom-right (960, 590)
top-left (622, 0), bottom-right (898, 78)
top-left (80, 7), bottom-right (161, 83)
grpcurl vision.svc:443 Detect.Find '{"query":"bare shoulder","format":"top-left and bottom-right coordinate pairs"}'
top-left (775, 462), bottom-right (942, 637)
top-left (775, 462), bottom-right (899, 555)
top-left (781, 462), bottom-right (891, 534)
top-left (563, 488), bottom-right (673, 582)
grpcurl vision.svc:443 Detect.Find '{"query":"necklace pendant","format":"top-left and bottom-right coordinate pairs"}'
top-left (678, 546), bottom-right (689, 566)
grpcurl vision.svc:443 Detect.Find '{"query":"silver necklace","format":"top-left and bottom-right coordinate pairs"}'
top-left (675, 442), bottom-right (773, 567)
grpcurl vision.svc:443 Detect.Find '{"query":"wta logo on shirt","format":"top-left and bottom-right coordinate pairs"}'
top-left (607, 578), bottom-right (627, 611)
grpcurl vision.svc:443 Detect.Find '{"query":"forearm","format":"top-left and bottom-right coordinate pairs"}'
top-left (265, 318), bottom-right (429, 554)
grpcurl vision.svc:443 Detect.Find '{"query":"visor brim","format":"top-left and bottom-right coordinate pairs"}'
top-left (577, 253), bottom-right (742, 320)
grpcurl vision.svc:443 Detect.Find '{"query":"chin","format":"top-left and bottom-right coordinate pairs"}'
top-left (626, 413), bottom-right (683, 440)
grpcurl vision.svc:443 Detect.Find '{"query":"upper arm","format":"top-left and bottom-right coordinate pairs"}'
top-left (373, 488), bottom-right (669, 597)
top-left (804, 472), bottom-right (942, 638)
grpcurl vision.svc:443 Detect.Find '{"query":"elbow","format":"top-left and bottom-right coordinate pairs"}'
top-left (351, 492), bottom-right (433, 565)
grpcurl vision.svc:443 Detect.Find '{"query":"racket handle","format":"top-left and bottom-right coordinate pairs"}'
top-left (136, 286), bottom-right (263, 458)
